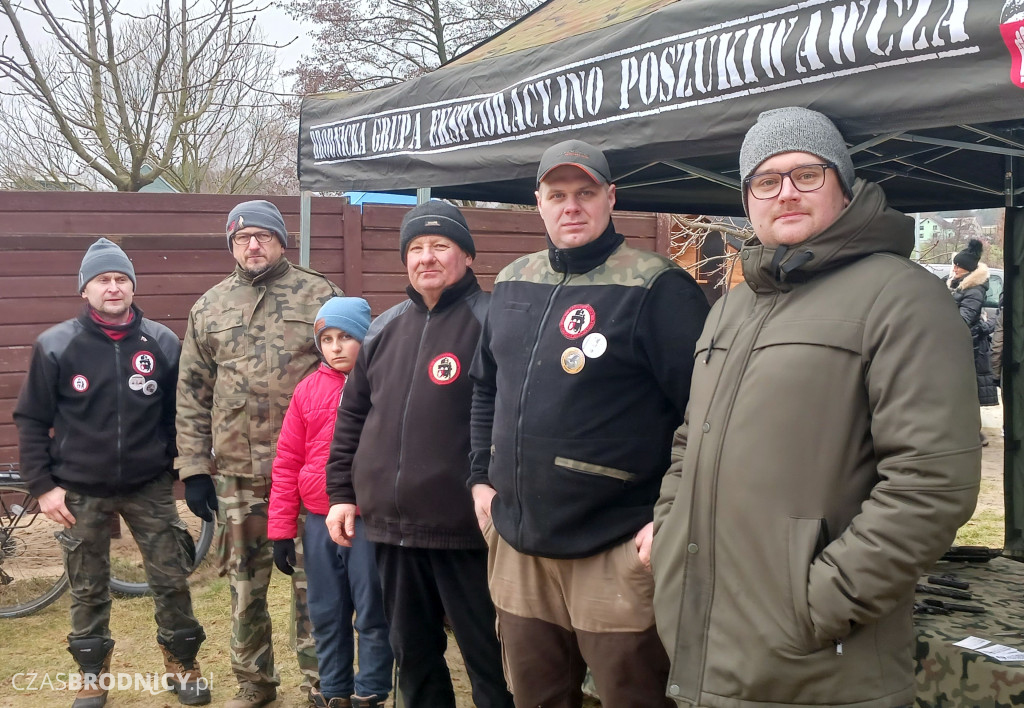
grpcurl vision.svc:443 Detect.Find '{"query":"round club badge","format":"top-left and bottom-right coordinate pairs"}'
top-left (429, 353), bottom-right (461, 385)
top-left (581, 332), bottom-right (607, 358)
top-left (142, 380), bottom-right (159, 396)
top-left (559, 304), bottom-right (596, 339)
top-left (71, 374), bottom-right (89, 392)
top-left (561, 347), bottom-right (585, 374)
top-left (132, 351), bottom-right (156, 375)
top-left (128, 374), bottom-right (146, 391)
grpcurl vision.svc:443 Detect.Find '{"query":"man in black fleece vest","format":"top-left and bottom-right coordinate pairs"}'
top-left (469, 140), bottom-right (710, 707)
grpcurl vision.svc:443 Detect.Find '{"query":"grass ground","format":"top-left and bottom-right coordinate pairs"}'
top-left (0, 436), bottom-right (1005, 706)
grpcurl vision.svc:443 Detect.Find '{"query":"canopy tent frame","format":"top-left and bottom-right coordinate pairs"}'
top-left (297, 0), bottom-right (1024, 554)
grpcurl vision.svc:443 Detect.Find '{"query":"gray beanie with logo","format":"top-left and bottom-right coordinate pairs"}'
top-left (739, 107), bottom-right (856, 214)
top-left (399, 201), bottom-right (475, 263)
top-left (225, 199), bottom-right (288, 249)
top-left (78, 238), bottom-right (136, 293)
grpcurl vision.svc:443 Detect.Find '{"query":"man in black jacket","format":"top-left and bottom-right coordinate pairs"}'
top-left (14, 239), bottom-right (208, 708)
top-left (325, 201), bottom-right (512, 708)
top-left (469, 140), bottom-right (710, 707)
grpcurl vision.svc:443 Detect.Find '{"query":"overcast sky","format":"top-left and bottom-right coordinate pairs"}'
top-left (0, 2), bottom-right (316, 88)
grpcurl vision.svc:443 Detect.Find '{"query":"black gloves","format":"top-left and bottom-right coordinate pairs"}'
top-left (273, 539), bottom-right (296, 575)
top-left (183, 475), bottom-right (218, 522)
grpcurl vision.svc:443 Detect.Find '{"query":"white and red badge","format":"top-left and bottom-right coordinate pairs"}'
top-left (132, 351), bottom-right (156, 375)
top-left (71, 374), bottom-right (89, 392)
top-left (559, 304), bottom-right (595, 339)
top-left (429, 353), bottom-right (461, 385)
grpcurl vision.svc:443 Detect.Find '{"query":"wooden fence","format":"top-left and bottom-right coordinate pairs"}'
top-left (0, 191), bottom-right (680, 464)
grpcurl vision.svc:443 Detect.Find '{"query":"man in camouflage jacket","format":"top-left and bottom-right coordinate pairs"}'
top-left (468, 140), bottom-right (710, 707)
top-left (176, 200), bottom-right (340, 708)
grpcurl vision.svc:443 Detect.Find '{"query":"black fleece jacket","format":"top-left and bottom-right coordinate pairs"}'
top-left (325, 270), bottom-right (489, 549)
top-left (469, 221), bottom-right (710, 558)
top-left (14, 305), bottom-right (180, 498)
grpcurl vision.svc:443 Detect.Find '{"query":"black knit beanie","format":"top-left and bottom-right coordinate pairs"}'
top-left (399, 201), bottom-right (475, 263)
top-left (953, 238), bottom-right (983, 272)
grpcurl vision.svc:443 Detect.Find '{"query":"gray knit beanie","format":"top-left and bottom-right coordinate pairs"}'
top-left (399, 201), bottom-right (475, 264)
top-left (739, 107), bottom-right (856, 214)
top-left (78, 238), bottom-right (136, 293)
top-left (225, 199), bottom-right (288, 249)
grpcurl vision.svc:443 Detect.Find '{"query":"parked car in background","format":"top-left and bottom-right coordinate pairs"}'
top-left (920, 262), bottom-right (1003, 320)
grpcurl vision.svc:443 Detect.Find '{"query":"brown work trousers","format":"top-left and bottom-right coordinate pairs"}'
top-left (484, 520), bottom-right (672, 708)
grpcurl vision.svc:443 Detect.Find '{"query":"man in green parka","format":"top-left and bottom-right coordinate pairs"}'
top-left (652, 107), bottom-right (981, 708)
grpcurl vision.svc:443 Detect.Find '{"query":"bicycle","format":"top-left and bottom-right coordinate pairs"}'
top-left (0, 464), bottom-right (214, 618)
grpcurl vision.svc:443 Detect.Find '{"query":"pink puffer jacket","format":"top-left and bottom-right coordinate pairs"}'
top-left (268, 363), bottom-right (347, 540)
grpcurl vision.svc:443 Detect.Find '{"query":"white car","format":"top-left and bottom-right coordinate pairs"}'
top-left (920, 262), bottom-right (1003, 320)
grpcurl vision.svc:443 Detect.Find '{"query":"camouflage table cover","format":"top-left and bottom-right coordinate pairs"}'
top-left (915, 557), bottom-right (1024, 707)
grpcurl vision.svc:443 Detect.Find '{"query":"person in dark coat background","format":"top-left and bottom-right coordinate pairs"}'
top-left (948, 239), bottom-right (1000, 441)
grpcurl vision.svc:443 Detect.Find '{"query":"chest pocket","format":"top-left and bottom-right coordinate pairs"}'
top-left (281, 305), bottom-right (320, 353)
top-left (205, 310), bottom-right (245, 363)
top-left (752, 319), bottom-right (864, 355)
top-left (693, 323), bottom-right (738, 363)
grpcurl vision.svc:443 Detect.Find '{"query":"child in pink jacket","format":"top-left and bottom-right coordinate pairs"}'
top-left (269, 297), bottom-right (392, 708)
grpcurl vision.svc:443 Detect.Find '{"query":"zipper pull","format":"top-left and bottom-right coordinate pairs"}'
top-left (835, 640), bottom-right (843, 656)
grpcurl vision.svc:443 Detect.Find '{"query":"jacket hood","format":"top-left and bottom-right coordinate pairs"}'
top-left (742, 179), bottom-right (914, 294)
top-left (948, 262), bottom-right (990, 292)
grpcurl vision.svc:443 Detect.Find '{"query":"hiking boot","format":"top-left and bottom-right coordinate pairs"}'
top-left (224, 683), bottom-right (277, 708)
top-left (68, 637), bottom-right (115, 708)
top-left (307, 686), bottom-right (329, 707)
top-left (350, 695), bottom-right (385, 708)
top-left (160, 646), bottom-right (211, 705)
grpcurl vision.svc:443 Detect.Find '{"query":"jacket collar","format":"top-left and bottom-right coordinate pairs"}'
top-left (79, 303), bottom-right (143, 335)
top-left (547, 219), bottom-right (624, 274)
top-left (317, 361), bottom-right (349, 381)
top-left (406, 268), bottom-right (481, 312)
top-left (741, 179), bottom-right (915, 294)
top-left (949, 262), bottom-right (990, 292)
top-left (234, 257), bottom-right (291, 286)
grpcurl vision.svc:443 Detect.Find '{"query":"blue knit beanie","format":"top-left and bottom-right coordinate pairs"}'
top-left (78, 238), bottom-right (136, 293)
top-left (314, 297), bottom-right (371, 351)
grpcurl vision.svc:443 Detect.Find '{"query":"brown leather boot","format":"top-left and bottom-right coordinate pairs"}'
top-left (67, 637), bottom-right (114, 708)
top-left (224, 683), bottom-right (277, 708)
top-left (159, 646), bottom-right (211, 705)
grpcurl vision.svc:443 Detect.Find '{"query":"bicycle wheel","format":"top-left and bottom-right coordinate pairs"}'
top-left (0, 484), bottom-right (70, 618)
top-left (108, 485), bottom-right (214, 597)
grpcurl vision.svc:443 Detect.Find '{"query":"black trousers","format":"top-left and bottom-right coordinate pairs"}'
top-left (374, 544), bottom-right (513, 708)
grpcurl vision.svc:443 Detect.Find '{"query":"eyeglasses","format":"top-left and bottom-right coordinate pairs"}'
top-left (231, 231), bottom-right (276, 246)
top-left (744, 163), bottom-right (835, 200)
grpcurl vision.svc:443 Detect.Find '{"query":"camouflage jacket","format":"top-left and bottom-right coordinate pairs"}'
top-left (175, 258), bottom-right (340, 480)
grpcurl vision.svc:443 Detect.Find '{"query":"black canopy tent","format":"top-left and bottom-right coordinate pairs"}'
top-left (298, 0), bottom-right (1024, 553)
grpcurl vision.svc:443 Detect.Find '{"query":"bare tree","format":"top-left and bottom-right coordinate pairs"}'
top-left (0, 0), bottom-right (296, 192)
top-left (283, 0), bottom-right (540, 94)
top-left (670, 214), bottom-right (750, 292)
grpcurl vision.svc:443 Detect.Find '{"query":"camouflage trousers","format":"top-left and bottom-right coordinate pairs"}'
top-left (215, 474), bottom-right (319, 690)
top-left (59, 475), bottom-right (202, 643)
